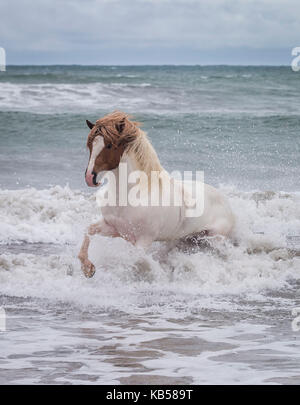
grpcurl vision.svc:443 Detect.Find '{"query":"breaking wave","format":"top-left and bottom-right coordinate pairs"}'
top-left (0, 81), bottom-right (295, 115)
top-left (0, 185), bottom-right (299, 314)
top-left (0, 82), bottom-right (158, 114)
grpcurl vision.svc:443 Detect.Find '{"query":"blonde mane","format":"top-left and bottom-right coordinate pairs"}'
top-left (126, 129), bottom-right (163, 177)
top-left (94, 111), bottom-right (163, 178)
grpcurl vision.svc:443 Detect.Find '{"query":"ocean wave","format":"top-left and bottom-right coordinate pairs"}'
top-left (0, 185), bottom-right (299, 310)
top-left (0, 82), bottom-right (156, 114)
top-left (1, 185), bottom-right (299, 246)
top-left (0, 240), bottom-right (299, 314)
top-left (1, 81), bottom-right (297, 115)
top-left (0, 186), bottom-right (97, 244)
top-left (0, 72), bottom-right (141, 84)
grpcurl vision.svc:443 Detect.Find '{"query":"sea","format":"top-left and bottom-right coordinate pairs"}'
top-left (0, 65), bottom-right (299, 384)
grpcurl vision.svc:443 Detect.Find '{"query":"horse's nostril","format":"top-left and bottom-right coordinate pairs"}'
top-left (85, 168), bottom-right (87, 176)
top-left (92, 171), bottom-right (98, 186)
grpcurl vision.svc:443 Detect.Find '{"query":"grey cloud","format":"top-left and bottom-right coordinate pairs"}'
top-left (0, 0), bottom-right (299, 64)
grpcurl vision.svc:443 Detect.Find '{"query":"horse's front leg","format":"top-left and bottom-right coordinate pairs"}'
top-left (78, 219), bottom-right (119, 278)
top-left (78, 233), bottom-right (95, 278)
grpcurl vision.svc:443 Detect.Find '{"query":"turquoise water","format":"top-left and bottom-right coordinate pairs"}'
top-left (0, 66), bottom-right (300, 384)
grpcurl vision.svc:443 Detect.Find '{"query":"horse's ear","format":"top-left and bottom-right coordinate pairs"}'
top-left (116, 119), bottom-right (125, 134)
top-left (86, 120), bottom-right (95, 130)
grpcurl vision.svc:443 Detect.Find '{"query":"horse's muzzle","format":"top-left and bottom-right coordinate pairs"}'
top-left (85, 169), bottom-right (99, 187)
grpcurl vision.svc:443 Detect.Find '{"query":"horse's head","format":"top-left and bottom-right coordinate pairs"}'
top-left (85, 111), bottom-right (139, 187)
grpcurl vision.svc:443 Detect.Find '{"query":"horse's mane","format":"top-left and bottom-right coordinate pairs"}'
top-left (94, 111), bottom-right (163, 177)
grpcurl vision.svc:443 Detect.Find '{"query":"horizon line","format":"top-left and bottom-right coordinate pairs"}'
top-left (5, 63), bottom-right (291, 67)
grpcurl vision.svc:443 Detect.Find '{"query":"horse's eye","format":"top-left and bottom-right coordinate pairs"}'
top-left (106, 143), bottom-right (112, 149)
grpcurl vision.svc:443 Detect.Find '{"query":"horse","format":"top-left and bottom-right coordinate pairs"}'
top-left (78, 111), bottom-right (235, 278)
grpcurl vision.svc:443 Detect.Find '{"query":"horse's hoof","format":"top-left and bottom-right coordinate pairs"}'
top-left (82, 261), bottom-right (96, 278)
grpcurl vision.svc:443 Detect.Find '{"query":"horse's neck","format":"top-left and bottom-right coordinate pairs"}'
top-left (117, 132), bottom-right (165, 178)
top-left (108, 153), bottom-right (167, 200)
top-left (111, 153), bottom-right (151, 191)
top-left (127, 130), bottom-right (164, 176)
top-left (108, 133), bottom-right (169, 200)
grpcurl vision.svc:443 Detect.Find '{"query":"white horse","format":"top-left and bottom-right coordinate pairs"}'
top-left (78, 111), bottom-right (235, 277)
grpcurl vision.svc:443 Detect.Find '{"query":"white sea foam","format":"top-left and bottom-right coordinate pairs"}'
top-left (0, 185), bottom-right (299, 314)
top-left (0, 82), bottom-right (156, 114)
top-left (0, 186), bottom-right (97, 244)
top-left (0, 81), bottom-right (294, 115)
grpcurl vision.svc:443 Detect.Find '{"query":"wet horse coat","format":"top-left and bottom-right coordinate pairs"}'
top-left (78, 111), bottom-right (235, 277)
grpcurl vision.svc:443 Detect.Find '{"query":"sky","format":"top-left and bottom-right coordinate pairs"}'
top-left (0, 0), bottom-right (299, 65)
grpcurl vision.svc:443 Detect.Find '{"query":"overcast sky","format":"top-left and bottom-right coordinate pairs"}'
top-left (0, 0), bottom-right (299, 65)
